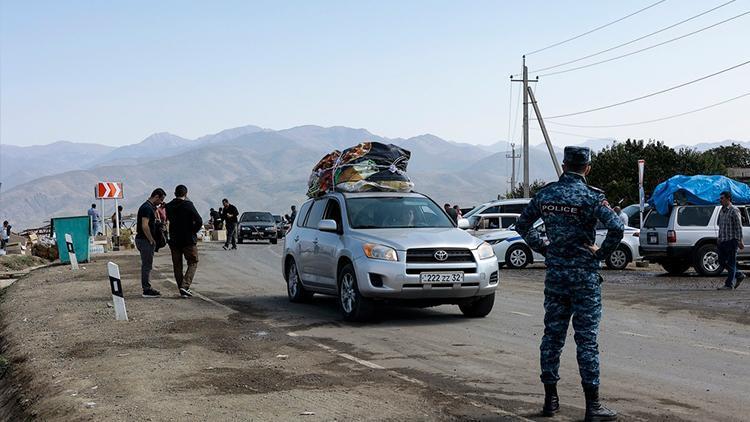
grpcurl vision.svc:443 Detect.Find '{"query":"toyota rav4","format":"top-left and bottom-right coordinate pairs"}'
top-left (282, 192), bottom-right (500, 321)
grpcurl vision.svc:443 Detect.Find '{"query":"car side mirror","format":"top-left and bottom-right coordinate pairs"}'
top-left (457, 218), bottom-right (471, 230)
top-left (318, 219), bottom-right (338, 233)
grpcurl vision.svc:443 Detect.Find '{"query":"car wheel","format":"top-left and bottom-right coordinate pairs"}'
top-left (505, 244), bottom-right (531, 269)
top-left (661, 260), bottom-right (691, 275)
top-left (605, 245), bottom-right (630, 270)
top-left (286, 260), bottom-right (313, 303)
top-left (694, 244), bottom-right (724, 276)
top-left (338, 263), bottom-right (373, 322)
top-left (459, 293), bottom-right (495, 318)
top-left (270, 238), bottom-right (278, 245)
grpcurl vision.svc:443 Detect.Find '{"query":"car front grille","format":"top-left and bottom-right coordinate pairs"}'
top-left (406, 248), bottom-right (475, 263)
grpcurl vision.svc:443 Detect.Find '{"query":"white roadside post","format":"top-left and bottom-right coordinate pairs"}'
top-left (65, 233), bottom-right (79, 270)
top-left (638, 160), bottom-right (646, 228)
top-left (107, 262), bottom-right (128, 321)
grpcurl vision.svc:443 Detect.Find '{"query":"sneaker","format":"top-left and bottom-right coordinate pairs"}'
top-left (231, 246), bottom-right (237, 250)
top-left (717, 285), bottom-right (733, 291)
top-left (222, 245), bottom-right (229, 250)
top-left (735, 273), bottom-right (745, 289)
top-left (179, 288), bottom-right (194, 298)
top-left (142, 288), bottom-right (162, 298)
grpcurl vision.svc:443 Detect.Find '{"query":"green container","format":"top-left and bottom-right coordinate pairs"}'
top-left (52, 216), bottom-right (92, 264)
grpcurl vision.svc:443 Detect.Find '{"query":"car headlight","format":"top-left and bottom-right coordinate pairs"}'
top-left (362, 243), bottom-right (398, 261)
top-left (476, 242), bottom-right (495, 260)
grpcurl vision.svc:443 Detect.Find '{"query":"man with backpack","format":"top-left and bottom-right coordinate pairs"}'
top-left (165, 185), bottom-right (203, 298)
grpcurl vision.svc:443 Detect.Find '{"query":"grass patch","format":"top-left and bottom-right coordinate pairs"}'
top-left (0, 256), bottom-right (47, 272)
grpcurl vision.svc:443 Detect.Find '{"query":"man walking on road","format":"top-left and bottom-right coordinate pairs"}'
top-left (222, 198), bottom-right (239, 250)
top-left (166, 185), bottom-right (203, 298)
top-left (516, 146), bottom-right (623, 421)
top-left (136, 188), bottom-right (167, 298)
top-left (717, 191), bottom-right (745, 290)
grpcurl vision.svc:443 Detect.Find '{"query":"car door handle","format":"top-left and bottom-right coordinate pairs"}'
top-left (313, 239), bottom-right (318, 244)
top-left (294, 235), bottom-right (299, 242)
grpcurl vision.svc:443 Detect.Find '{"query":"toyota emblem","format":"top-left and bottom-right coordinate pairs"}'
top-left (434, 250), bottom-right (449, 261)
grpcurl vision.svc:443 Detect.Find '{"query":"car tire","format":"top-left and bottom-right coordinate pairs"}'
top-left (694, 244), bottom-right (724, 276)
top-left (505, 244), bottom-right (531, 269)
top-left (338, 263), bottom-right (373, 322)
top-left (660, 260), bottom-right (691, 275)
top-left (605, 245), bottom-right (631, 270)
top-left (270, 238), bottom-right (278, 245)
top-left (459, 293), bottom-right (495, 318)
top-left (286, 259), bottom-right (313, 303)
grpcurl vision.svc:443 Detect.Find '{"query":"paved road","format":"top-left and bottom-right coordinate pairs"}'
top-left (157, 241), bottom-right (750, 421)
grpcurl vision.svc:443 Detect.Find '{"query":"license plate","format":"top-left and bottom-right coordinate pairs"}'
top-left (647, 233), bottom-right (658, 244)
top-left (420, 272), bottom-right (464, 284)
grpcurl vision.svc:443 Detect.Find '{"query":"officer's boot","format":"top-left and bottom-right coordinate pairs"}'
top-left (583, 384), bottom-right (617, 421)
top-left (542, 383), bottom-right (559, 417)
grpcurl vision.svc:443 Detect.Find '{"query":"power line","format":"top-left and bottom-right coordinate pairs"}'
top-left (547, 92), bottom-right (750, 128)
top-left (531, 126), bottom-right (607, 139)
top-left (531, 0), bottom-right (737, 74)
top-left (543, 59), bottom-right (750, 119)
top-left (537, 10), bottom-right (750, 77)
top-left (525, 0), bottom-right (668, 56)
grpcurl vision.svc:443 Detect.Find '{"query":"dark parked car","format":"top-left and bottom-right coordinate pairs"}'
top-left (238, 212), bottom-right (278, 244)
top-left (273, 214), bottom-right (288, 238)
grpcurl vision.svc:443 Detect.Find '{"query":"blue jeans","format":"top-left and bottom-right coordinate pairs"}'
top-left (718, 239), bottom-right (743, 287)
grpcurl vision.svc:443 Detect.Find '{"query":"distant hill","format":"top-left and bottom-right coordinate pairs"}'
top-left (1, 125), bottom-right (745, 229)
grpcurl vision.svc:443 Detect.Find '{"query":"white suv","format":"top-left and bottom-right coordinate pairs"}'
top-left (282, 192), bottom-right (500, 321)
top-left (640, 205), bottom-right (750, 275)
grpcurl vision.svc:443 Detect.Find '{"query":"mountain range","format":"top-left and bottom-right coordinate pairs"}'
top-left (0, 125), bottom-right (744, 230)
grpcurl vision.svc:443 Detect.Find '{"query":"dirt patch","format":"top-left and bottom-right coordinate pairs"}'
top-left (0, 255), bottom-right (47, 272)
top-left (0, 251), bottom-right (512, 421)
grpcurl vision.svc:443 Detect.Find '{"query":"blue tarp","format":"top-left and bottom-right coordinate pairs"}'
top-left (649, 175), bottom-right (750, 215)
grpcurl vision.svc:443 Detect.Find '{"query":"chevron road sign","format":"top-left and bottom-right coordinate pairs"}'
top-left (95, 181), bottom-right (123, 199)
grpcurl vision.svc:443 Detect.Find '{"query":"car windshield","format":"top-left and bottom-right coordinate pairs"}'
top-left (346, 197), bottom-right (454, 229)
top-left (463, 203), bottom-right (489, 219)
top-left (240, 212), bottom-right (274, 223)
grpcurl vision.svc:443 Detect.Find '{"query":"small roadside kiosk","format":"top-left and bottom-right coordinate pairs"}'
top-left (52, 216), bottom-right (92, 264)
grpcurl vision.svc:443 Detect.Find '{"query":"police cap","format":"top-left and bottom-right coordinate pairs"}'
top-left (563, 146), bottom-right (591, 166)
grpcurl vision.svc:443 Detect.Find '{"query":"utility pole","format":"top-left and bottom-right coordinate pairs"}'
top-left (506, 143), bottom-right (521, 194)
top-left (510, 56), bottom-right (538, 198)
top-left (527, 87), bottom-right (562, 177)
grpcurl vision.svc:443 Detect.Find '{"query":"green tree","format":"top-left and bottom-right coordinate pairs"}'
top-left (587, 139), bottom-right (726, 205)
top-left (506, 180), bottom-right (548, 198)
top-left (703, 143), bottom-right (750, 168)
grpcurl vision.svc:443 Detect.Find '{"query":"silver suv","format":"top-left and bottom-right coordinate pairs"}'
top-left (640, 205), bottom-right (750, 275)
top-left (282, 192), bottom-right (500, 321)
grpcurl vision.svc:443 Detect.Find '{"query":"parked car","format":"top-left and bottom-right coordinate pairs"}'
top-left (464, 213), bottom-right (520, 236)
top-left (238, 211), bottom-right (278, 244)
top-left (639, 205), bottom-right (750, 275)
top-left (621, 204), bottom-right (651, 229)
top-left (463, 199), bottom-right (531, 220)
top-left (480, 220), bottom-right (641, 270)
top-left (282, 192), bottom-right (500, 321)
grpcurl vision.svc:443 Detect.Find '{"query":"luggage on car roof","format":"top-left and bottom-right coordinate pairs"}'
top-left (649, 175), bottom-right (750, 215)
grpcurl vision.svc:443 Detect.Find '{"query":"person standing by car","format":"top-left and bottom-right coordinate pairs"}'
top-left (515, 146), bottom-right (623, 421)
top-left (444, 203), bottom-right (458, 223)
top-left (717, 191), bottom-right (745, 290)
top-left (453, 205), bottom-right (463, 220)
top-left (222, 198), bottom-right (239, 250)
top-left (288, 205), bottom-right (297, 224)
top-left (166, 185), bottom-right (203, 298)
top-left (136, 188), bottom-right (167, 298)
top-left (0, 221), bottom-right (10, 251)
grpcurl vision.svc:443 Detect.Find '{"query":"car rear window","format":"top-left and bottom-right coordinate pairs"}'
top-left (296, 201), bottom-right (313, 227)
top-left (643, 210), bottom-right (669, 228)
top-left (676, 206), bottom-right (714, 227)
top-left (304, 199), bottom-right (327, 229)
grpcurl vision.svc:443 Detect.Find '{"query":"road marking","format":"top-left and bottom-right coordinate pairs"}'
top-left (163, 277), bottom-right (238, 314)
top-left (618, 331), bottom-right (653, 338)
top-left (313, 341), bottom-right (385, 369)
top-left (267, 248), bottom-right (282, 258)
top-left (692, 343), bottom-right (750, 357)
top-left (509, 311), bottom-right (533, 317)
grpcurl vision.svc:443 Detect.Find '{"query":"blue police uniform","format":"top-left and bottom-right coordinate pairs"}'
top-left (515, 147), bottom-right (623, 388)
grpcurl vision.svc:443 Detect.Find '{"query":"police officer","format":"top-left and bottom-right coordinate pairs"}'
top-left (515, 146), bottom-right (623, 421)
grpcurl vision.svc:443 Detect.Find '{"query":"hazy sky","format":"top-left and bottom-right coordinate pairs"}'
top-left (1, 0), bottom-right (748, 147)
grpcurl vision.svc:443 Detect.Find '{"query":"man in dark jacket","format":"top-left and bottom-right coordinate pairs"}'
top-left (221, 198), bottom-right (239, 250)
top-left (165, 185), bottom-right (203, 298)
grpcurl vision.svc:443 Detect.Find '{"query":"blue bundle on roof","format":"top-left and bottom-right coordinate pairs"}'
top-left (649, 175), bottom-right (750, 215)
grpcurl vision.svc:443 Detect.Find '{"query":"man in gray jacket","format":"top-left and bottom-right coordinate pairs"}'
top-left (717, 191), bottom-right (745, 290)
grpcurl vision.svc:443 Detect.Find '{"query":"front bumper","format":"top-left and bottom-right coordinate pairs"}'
top-left (354, 253), bottom-right (499, 300)
top-left (239, 227), bottom-right (277, 239)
